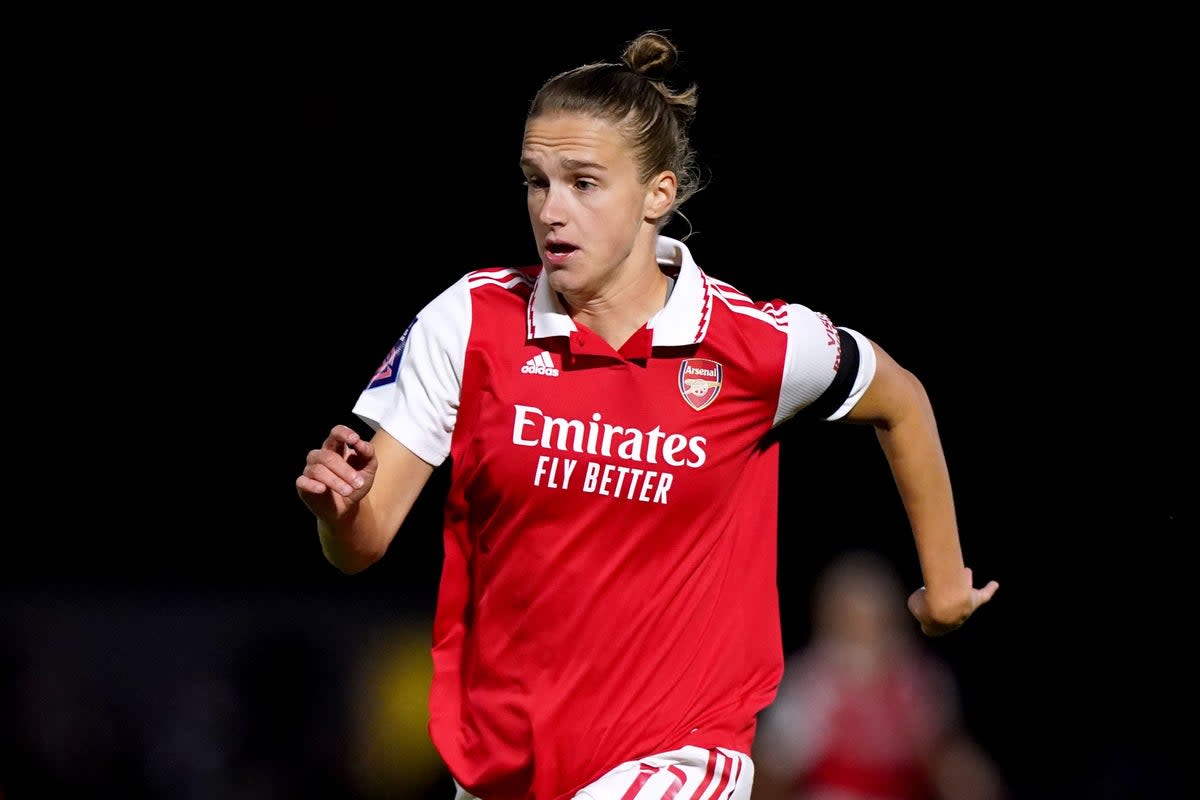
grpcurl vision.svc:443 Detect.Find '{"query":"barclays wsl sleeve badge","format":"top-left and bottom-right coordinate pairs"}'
top-left (678, 359), bottom-right (723, 410)
top-left (367, 317), bottom-right (416, 390)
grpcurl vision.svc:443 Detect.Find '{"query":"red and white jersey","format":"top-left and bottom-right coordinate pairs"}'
top-left (353, 236), bottom-right (877, 800)
top-left (757, 644), bottom-right (960, 800)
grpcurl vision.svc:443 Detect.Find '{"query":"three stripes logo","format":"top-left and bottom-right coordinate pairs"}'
top-left (520, 350), bottom-right (560, 377)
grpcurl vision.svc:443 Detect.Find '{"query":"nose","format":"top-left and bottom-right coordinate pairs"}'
top-left (537, 183), bottom-right (568, 227)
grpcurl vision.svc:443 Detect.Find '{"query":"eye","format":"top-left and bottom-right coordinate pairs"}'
top-left (523, 175), bottom-right (548, 190)
top-left (574, 178), bottom-right (598, 191)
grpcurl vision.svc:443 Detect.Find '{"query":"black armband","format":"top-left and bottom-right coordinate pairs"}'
top-left (796, 327), bottom-right (861, 420)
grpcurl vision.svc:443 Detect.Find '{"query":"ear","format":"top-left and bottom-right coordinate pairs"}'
top-left (644, 170), bottom-right (678, 222)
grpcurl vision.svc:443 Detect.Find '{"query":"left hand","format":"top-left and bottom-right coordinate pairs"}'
top-left (907, 567), bottom-right (1000, 636)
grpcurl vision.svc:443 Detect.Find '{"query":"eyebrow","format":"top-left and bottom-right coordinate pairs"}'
top-left (519, 156), bottom-right (609, 172)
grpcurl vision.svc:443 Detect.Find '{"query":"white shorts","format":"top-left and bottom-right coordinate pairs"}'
top-left (453, 745), bottom-right (754, 800)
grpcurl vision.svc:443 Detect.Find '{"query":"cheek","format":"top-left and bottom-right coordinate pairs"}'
top-left (591, 190), bottom-right (640, 222)
top-left (526, 195), bottom-right (546, 225)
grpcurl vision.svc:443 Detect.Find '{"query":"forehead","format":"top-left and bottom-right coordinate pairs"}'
top-left (521, 112), bottom-right (631, 169)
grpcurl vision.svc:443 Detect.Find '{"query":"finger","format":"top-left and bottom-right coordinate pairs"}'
top-left (296, 474), bottom-right (330, 495)
top-left (308, 447), bottom-right (363, 485)
top-left (977, 579), bottom-right (1000, 604)
top-left (907, 587), bottom-right (926, 616)
top-left (323, 424), bottom-right (362, 451)
top-left (304, 459), bottom-right (362, 497)
top-left (346, 437), bottom-right (375, 462)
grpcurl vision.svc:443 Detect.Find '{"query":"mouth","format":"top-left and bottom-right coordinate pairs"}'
top-left (544, 239), bottom-right (579, 265)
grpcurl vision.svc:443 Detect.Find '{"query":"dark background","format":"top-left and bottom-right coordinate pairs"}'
top-left (7, 9), bottom-right (1192, 798)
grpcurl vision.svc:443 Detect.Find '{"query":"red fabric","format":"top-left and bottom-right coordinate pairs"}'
top-left (421, 267), bottom-right (837, 799)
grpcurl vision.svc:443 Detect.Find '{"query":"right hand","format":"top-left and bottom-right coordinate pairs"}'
top-left (296, 424), bottom-right (378, 522)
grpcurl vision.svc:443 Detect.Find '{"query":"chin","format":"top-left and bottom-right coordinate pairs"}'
top-left (544, 268), bottom-right (586, 297)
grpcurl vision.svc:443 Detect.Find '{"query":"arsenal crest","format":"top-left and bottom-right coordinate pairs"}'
top-left (678, 359), bottom-right (723, 410)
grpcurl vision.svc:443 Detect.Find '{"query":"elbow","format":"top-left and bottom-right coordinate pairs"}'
top-left (897, 365), bottom-right (931, 406)
top-left (321, 537), bottom-right (386, 576)
top-left (334, 558), bottom-right (372, 576)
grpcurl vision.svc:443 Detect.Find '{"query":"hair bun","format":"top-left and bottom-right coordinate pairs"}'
top-left (622, 31), bottom-right (678, 83)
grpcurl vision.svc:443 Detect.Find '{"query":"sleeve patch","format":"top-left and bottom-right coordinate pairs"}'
top-left (367, 317), bottom-right (416, 389)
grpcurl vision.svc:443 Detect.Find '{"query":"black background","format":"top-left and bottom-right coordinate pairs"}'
top-left (10, 8), bottom-right (1192, 798)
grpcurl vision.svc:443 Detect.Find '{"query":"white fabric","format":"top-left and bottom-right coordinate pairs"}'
top-left (452, 746), bottom-right (754, 800)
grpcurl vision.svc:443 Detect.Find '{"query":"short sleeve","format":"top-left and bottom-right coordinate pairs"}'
top-left (352, 274), bottom-right (472, 466)
top-left (773, 304), bottom-right (877, 426)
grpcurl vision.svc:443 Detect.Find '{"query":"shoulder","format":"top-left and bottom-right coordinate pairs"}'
top-left (707, 273), bottom-right (788, 312)
top-left (421, 265), bottom-right (538, 320)
top-left (464, 264), bottom-right (540, 296)
top-left (660, 235), bottom-right (812, 339)
top-left (704, 272), bottom-right (796, 334)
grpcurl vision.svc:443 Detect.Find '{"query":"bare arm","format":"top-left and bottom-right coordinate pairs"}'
top-left (842, 340), bottom-right (999, 635)
top-left (296, 424), bottom-right (436, 574)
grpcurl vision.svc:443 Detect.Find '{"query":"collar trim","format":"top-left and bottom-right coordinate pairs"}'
top-left (526, 235), bottom-right (711, 347)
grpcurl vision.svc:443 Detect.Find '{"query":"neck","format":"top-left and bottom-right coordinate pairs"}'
top-left (562, 267), bottom-right (669, 352)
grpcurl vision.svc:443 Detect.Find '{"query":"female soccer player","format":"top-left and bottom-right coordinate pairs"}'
top-left (296, 30), bottom-right (998, 800)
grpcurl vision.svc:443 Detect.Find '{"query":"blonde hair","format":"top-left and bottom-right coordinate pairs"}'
top-left (527, 31), bottom-right (705, 233)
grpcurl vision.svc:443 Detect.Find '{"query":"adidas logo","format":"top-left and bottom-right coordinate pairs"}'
top-left (520, 350), bottom-right (560, 377)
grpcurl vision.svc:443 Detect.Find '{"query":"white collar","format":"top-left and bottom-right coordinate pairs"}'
top-left (526, 235), bottom-right (712, 347)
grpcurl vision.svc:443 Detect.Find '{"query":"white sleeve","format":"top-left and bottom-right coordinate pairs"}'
top-left (351, 274), bottom-right (471, 466)
top-left (774, 304), bottom-right (877, 426)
